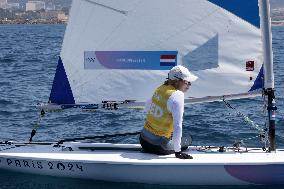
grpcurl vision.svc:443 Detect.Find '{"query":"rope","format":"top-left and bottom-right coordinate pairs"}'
top-left (56, 131), bottom-right (141, 146)
top-left (222, 99), bottom-right (269, 148)
top-left (29, 109), bottom-right (45, 142)
top-left (222, 99), bottom-right (264, 132)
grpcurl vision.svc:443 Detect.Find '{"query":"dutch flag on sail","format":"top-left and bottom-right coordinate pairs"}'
top-left (160, 55), bottom-right (177, 67)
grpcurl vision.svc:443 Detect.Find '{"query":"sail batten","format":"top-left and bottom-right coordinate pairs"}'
top-left (50, 0), bottom-right (267, 105)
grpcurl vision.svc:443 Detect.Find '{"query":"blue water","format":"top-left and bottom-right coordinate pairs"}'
top-left (0, 24), bottom-right (283, 188)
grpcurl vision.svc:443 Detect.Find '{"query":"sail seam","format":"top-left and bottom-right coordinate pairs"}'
top-left (83, 0), bottom-right (128, 15)
top-left (66, 1), bottom-right (143, 93)
top-left (64, 0), bottom-right (136, 89)
top-left (151, 7), bottom-right (220, 49)
top-left (98, 0), bottom-right (144, 49)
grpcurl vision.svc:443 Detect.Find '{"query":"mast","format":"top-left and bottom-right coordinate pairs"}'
top-left (259, 0), bottom-right (277, 151)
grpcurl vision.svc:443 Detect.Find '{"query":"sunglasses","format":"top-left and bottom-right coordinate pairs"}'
top-left (185, 81), bottom-right (191, 86)
top-left (180, 80), bottom-right (191, 86)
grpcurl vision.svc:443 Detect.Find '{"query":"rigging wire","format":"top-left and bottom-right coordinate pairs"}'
top-left (29, 109), bottom-right (45, 142)
top-left (222, 99), bottom-right (264, 132)
top-left (55, 131), bottom-right (141, 146)
top-left (222, 98), bottom-right (269, 149)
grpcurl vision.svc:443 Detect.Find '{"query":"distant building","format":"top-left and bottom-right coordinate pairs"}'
top-left (26, 1), bottom-right (45, 11)
top-left (57, 11), bottom-right (67, 22)
top-left (6, 2), bottom-right (19, 9)
top-left (0, 0), bottom-right (7, 9)
top-left (7, 0), bottom-right (18, 3)
top-left (15, 12), bottom-right (25, 17)
top-left (40, 10), bottom-right (57, 20)
top-left (19, 0), bottom-right (28, 10)
top-left (45, 2), bottom-right (55, 11)
top-left (39, 10), bottom-right (68, 22)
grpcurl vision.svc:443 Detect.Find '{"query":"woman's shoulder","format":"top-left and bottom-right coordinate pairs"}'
top-left (169, 90), bottom-right (184, 102)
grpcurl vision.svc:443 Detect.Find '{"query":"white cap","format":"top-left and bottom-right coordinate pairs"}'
top-left (168, 65), bottom-right (197, 82)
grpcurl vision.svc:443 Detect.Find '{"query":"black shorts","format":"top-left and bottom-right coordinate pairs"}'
top-left (139, 135), bottom-right (190, 155)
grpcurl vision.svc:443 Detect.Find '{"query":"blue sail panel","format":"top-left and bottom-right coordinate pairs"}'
top-left (249, 66), bottom-right (264, 92)
top-left (208, 0), bottom-right (260, 28)
top-left (49, 57), bottom-right (75, 104)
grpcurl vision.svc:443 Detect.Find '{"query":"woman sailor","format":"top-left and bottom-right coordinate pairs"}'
top-left (140, 65), bottom-right (197, 159)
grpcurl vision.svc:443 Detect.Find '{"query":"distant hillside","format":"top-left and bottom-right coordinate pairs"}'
top-left (271, 0), bottom-right (284, 9)
top-left (7, 0), bottom-right (72, 8)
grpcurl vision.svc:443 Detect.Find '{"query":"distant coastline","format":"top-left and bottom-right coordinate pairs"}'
top-left (1, 19), bottom-right (283, 26)
top-left (1, 22), bottom-right (283, 26)
top-left (1, 20), bottom-right (283, 26)
top-left (0, 19), bottom-right (66, 24)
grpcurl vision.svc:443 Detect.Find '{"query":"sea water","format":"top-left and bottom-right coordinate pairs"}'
top-left (0, 24), bottom-right (283, 189)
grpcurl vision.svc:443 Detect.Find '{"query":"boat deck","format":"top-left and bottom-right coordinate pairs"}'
top-left (1, 142), bottom-right (284, 165)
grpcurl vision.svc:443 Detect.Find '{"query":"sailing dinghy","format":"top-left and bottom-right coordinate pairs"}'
top-left (1, 0), bottom-right (283, 185)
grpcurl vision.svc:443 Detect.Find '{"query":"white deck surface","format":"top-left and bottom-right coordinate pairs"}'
top-left (1, 143), bottom-right (284, 165)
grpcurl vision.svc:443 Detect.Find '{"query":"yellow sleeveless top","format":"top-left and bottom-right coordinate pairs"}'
top-left (144, 84), bottom-right (176, 138)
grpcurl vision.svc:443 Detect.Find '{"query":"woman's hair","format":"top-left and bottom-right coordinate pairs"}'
top-left (164, 80), bottom-right (169, 85)
top-left (164, 80), bottom-right (179, 89)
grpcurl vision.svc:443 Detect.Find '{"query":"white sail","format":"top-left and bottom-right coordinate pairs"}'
top-left (49, 0), bottom-right (265, 105)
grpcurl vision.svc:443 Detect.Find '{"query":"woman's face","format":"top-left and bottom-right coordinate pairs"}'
top-left (176, 80), bottom-right (191, 93)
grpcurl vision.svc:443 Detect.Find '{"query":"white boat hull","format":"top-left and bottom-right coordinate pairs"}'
top-left (0, 143), bottom-right (284, 185)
